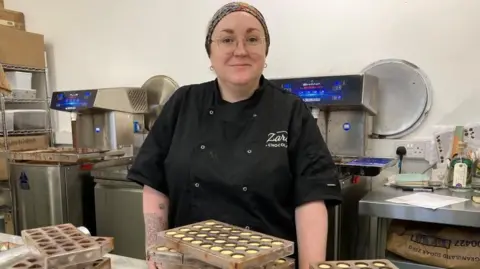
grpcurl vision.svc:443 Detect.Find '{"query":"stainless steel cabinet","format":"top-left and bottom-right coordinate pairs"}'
top-left (10, 163), bottom-right (96, 233)
top-left (95, 177), bottom-right (145, 259)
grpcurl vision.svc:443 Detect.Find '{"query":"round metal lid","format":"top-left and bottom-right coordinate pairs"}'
top-left (141, 75), bottom-right (179, 131)
top-left (362, 59), bottom-right (433, 138)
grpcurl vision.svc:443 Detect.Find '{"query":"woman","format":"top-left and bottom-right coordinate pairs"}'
top-left (128, 2), bottom-right (342, 269)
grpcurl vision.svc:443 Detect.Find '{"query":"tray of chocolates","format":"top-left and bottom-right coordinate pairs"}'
top-left (6, 256), bottom-right (43, 269)
top-left (20, 224), bottom-right (113, 268)
top-left (311, 259), bottom-right (398, 269)
top-left (158, 220), bottom-right (294, 269)
top-left (90, 237), bottom-right (114, 254)
top-left (7, 257), bottom-right (111, 269)
top-left (149, 244), bottom-right (295, 269)
top-left (265, 257), bottom-right (295, 269)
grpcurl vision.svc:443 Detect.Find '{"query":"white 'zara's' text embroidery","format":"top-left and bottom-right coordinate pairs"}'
top-left (266, 131), bottom-right (288, 148)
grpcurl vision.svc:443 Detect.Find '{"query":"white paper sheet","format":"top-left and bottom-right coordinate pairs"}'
top-left (386, 192), bottom-right (469, 209)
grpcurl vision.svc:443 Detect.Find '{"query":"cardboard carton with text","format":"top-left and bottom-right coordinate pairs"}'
top-left (0, 135), bottom-right (50, 180)
top-left (387, 219), bottom-right (480, 269)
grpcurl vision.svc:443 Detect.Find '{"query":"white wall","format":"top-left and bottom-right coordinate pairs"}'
top-left (4, 0), bottom-right (480, 155)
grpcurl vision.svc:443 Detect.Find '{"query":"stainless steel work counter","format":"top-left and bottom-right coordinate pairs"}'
top-left (359, 187), bottom-right (480, 269)
top-left (360, 187), bottom-right (480, 227)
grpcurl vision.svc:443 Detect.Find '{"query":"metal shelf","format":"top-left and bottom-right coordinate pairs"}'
top-left (387, 253), bottom-right (443, 269)
top-left (4, 98), bottom-right (49, 104)
top-left (0, 129), bottom-right (52, 135)
top-left (1, 52), bottom-right (52, 235)
top-left (0, 181), bottom-right (10, 190)
top-left (1, 63), bottom-right (46, 73)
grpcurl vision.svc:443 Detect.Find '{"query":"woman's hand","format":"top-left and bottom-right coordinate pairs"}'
top-left (147, 260), bottom-right (156, 269)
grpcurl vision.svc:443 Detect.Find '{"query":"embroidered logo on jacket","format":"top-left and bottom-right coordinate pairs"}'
top-left (266, 131), bottom-right (288, 148)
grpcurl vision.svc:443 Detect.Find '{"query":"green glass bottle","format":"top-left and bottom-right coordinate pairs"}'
top-left (448, 142), bottom-right (473, 191)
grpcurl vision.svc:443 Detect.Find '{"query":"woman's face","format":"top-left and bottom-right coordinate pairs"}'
top-left (209, 12), bottom-right (267, 86)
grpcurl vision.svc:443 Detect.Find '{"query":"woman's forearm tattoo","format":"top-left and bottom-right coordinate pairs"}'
top-left (145, 203), bottom-right (168, 249)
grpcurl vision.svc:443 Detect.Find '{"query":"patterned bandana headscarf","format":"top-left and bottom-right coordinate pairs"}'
top-left (205, 2), bottom-right (270, 56)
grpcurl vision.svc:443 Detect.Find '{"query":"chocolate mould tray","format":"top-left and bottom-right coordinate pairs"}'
top-left (21, 224), bottom-right (113, 268)
top-left (148, 245), bottom-right (217, 268)
top-left (158, 220), bottom-right (294, 269)
top-left (264, 257), bottom-right (295, 269)
top-left (6, 255), bottom-right (44, 269)
top-left (62, 257), bottom-right (112, 269)
top-left (147, 245), bottom-right (184, 265)
top-left (311, 259), bottom-right (398, 269)
top-left (7, 257), bottom-right (111, 269)
top-left (177, 257), bottom-right (219, 269)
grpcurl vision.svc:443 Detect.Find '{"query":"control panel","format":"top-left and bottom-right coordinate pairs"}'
top-left (50, 90), bottom-right (98, 112)
top-left (269, 75), bottom-right (365, 106)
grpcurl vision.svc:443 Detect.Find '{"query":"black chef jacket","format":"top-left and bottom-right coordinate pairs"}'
top-left (128, 76), bottom-right (342, 246)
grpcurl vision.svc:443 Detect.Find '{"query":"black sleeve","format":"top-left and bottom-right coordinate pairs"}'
top-left (127, 86), bottom-right (188, 195)
top-left (289, 99), bottom-right (342, 208)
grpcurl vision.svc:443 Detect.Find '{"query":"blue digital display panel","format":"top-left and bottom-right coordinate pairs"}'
top-left (50, 90), bottom-right (98, 112)
top-left (280, 79), bottom-right (344, 102)
top-left (270, 75), bottom-right (364, 105)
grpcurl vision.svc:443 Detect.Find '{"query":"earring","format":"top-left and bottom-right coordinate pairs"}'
top-left (210, 66), bottom-right (214, 71)
top-left (264, 63), bottom-right (268, 68)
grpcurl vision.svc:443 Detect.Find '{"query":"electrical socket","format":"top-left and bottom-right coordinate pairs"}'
top-left (394, 140), bottom-right (429, 159)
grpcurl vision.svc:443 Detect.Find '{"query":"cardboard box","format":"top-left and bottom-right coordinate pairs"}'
top-left (0, 63), bottom-right (11, 94)
top-left (0, 134), bottom-right (50, 180)
top-left (0, 155), bottom-right (7, 180)
top-left (0, 26), bottom-right (45, 69)
top-left (0, 134), bottom-right (50, 151)
top-left (0, 9), bottom-right (25, 31)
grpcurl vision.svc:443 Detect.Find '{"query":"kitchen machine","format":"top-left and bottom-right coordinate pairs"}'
top-left (92, 75), bottom-right (179, 259)
top-left (8, 86), bottom-right (150, 236)
top-left (270, 74), bottom-right (395, 261)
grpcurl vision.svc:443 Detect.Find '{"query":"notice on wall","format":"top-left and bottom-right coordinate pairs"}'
top-left (387, 220), bottom-right (480, 269)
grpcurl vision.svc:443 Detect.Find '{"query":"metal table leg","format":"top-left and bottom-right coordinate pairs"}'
top-left (368, 217), bottom-right (390, 259)
top-left (377, 218), bottom-right (389, 258)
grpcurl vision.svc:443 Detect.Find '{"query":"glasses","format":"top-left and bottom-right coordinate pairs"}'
top-left (211, 35), bottom-right (266, 52)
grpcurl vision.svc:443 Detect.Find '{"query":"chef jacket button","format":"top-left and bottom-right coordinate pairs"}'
top-left (200, 145), bottom-right (205, 150)
top-left (209, 110), bottom-right (214, 115)
top-left (246, 149), bottom-right (252, 154)
top-left (245, 226), bottom-right (250, 230)
top-left (242, 187), bottom-right (248, 192)
top-left (195, 183), bottom-right (200, 187)
top-left (253, 113), bottom-right (257, 118)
